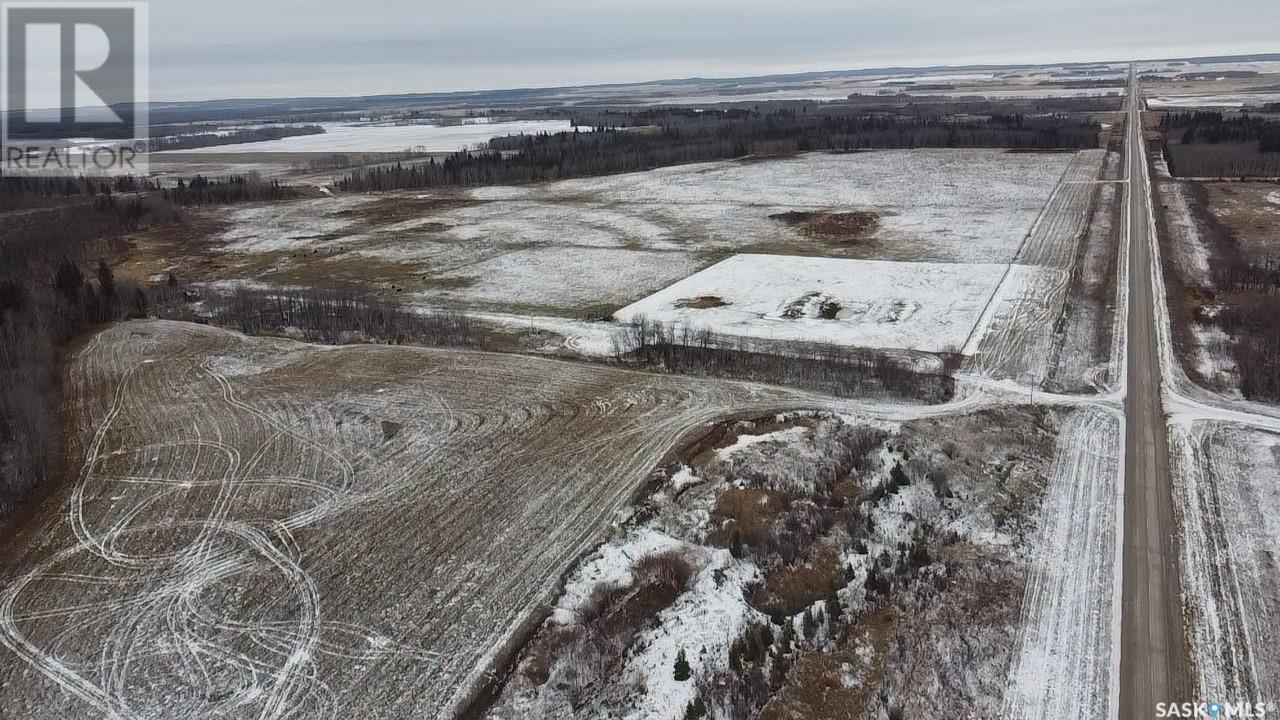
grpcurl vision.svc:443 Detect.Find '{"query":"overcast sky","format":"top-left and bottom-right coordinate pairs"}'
top-left (147, 0), bottom-right (1279, 102)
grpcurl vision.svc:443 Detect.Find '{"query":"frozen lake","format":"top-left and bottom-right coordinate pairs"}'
top-left (159, 119), bottom-right (578, 154)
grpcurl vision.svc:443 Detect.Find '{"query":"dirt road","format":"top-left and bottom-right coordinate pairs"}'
top-left (1120, 67), bottom-right (1191, 717)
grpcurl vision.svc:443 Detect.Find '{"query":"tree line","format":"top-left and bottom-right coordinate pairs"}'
top-left (337, 107), bottom-right (1101, 192)
top-left (158, 284), bottom-right (477, 348)
top-left (1160, 111), bottom-right (1280, 177)
top-left (0, 174), bottom-right (155, 212)
top-left (149, 125), bottom-right (325, 152)
top-left (0, 195), bottom-right (157, 525)
top-left (1162, 111), bottom-right (1280, 149)
top-left (160, 174), bottom-right (304, 205)
top-left (3, 172), bottom-right (305, 209)
top-left (616, 317), bottom-right (956, 403)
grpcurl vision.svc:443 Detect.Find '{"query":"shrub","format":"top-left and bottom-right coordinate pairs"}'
top-left (751, 544), bottom-right (845, 616)
top-left (579, 550), bottom-right (694, 642)
top-left (708, 488), bottom-right (787, 550)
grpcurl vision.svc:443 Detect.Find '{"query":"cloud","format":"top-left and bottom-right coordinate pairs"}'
top-left (147, 0), bottom-right (1280, 100)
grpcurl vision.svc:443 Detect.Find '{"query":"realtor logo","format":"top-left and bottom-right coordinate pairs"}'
top-left (2, 2), bottom-right (148, 174)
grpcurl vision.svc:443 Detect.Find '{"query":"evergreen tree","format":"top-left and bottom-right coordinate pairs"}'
top-left (908, 532), bottom-right (932, 570)
top-left (890, 462), bottom-right (910, 490)
top-left (673, 649), bottom-right (691, 682)
top-left (96, 259), bottom-right (115, 300)
top-left (729, 528), bottom-right (743, 559)
top-left (130, 287), bottom-right (149, 319)
top-left (826, 590), bottom-right (842, 622)
top-left (54, 258), bottom-right (83, 303)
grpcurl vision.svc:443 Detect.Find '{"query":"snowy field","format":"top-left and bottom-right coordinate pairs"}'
top-left (1148, 93), bottom-right (1280, 109)
top-left (1137, 60), bottom-right (1280, 77)
top-left (1001, 407), bottom-right (1122, 720)
top-left (488, 150), bottom-right (1075, 265)
top-left (1140, 62), bottom-right (1280, 109)
top-left (189, 150), bottom-right (1079, 317)
top-left (551, 63), bottom-right (1128, 105)
top-left (160, 119), bottom-right (577, 154)
top-left (614, 254), bottom-right (1037, 354)
top-left (429, 247), bottom-right (703, 310)
top-left (964, 150), bottom-right (1110, 385)
top-left (1046, 176), bottom-right (1125, 394)
top-left (1171, 420), bottom-right (1280, 702)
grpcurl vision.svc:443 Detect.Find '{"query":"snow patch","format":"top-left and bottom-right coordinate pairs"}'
top-left (552, 529), bottom-right (686, 625)
top-left (617, 254), bottom-right (1031, 354)
top-left (670, 467), bottom-right (703, 494)
top-left (620, 548), bottom-right (761, 720)
top-left (714, 426), bottom-right (809, 461)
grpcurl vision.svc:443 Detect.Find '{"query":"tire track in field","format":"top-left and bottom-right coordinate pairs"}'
top-left (0, 321), bottom-right (862, 719)
top-left (0, 316), bottom-right (1139, 719)
top-left (966, 149), bottom-right (1107, 384)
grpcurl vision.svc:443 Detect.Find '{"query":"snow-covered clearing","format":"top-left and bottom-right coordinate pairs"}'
top-left (1191, 325), bottom-right (1240, 393)
top-left (1170, 421), bottom-right (1280, 702)
top-left (614, 254), bottom-right (1039, 354)
top-left (714, 426), bottom-right (810, 461)
top-left (215, 195), bottom-right (377, 254)
top-left (159, 120), bottom-right (577, 154)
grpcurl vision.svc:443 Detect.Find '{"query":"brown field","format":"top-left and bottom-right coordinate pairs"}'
top-left (0, 320), bottom-right (833, 719)
top-left (1204, 182), bottom-right (1280, 257)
